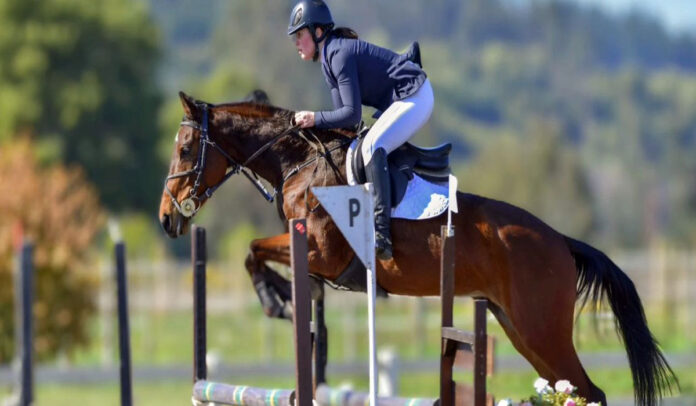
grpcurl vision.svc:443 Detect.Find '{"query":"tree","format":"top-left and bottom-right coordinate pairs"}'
top-left (0, 0), bottom-right (163, 211)
top-left (0, 139), bottom-right (104, 362)
top-left (458, 119), bottom-right (593, 240)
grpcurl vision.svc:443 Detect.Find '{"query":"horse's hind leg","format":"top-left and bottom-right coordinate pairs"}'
top-left (495, 285), bottom-right (607, 404)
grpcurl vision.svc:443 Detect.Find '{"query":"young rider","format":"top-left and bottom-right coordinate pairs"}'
top-left (289, 0), bottom-right (434, 260)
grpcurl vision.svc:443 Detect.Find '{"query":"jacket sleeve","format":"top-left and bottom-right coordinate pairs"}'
top-left (315, 48), bottom-right (362, 129)
top-left (330, 87), bottom-right (343, 109)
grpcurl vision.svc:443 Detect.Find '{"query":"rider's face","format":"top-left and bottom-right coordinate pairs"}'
top-left (294, 28), bottom-right (315, 61)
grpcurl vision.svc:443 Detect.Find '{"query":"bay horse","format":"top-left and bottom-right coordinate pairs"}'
top-left (159, 92), bottom-right (676, 405)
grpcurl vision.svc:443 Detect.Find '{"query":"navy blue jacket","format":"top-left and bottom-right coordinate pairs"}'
top-left (314, 33), bottom-right (427, 129)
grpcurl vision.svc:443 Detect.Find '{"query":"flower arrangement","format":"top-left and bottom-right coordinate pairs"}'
top-left (496, 378), bottom-right (601, 406)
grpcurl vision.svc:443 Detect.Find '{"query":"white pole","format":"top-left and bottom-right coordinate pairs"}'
top-left (364, 183), bottom-right (378, 406)
top-left (447, 174), bottom-right (458, 236)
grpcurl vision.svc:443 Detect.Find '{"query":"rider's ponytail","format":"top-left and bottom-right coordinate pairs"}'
top-left (332, 26), bottom-right (358, 39)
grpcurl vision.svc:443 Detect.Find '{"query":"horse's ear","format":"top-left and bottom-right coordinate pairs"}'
top-left (245, 89), bottom-right (271, 105)
top-left (179, 91), bottom-right (197, 118)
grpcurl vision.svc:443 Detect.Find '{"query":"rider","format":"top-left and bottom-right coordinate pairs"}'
top-left (289, 0), bottom-right (434, 261)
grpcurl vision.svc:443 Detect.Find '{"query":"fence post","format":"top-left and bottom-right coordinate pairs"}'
top-left (290, 219), bottom-right (313, 406)
top-left (115, 242), bottom-right (133, 406)
top-left (440, 226), bottom-right (455, 406)
top-left (16, 241), bottom-right (34, 406)
top-left (192, 226), bottom-right (207, 382)
top-left (312, 283), bottom-right (327, 388)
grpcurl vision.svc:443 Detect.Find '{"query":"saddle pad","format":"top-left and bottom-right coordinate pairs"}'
top-left (346, 139), bottom-right (449, 220)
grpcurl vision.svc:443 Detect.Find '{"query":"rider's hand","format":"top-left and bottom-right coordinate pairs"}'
top-left (294, 111), bottom-right (315, 128)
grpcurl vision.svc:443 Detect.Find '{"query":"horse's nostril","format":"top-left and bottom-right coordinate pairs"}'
top-left (161, 214), bottom-right (170, 232)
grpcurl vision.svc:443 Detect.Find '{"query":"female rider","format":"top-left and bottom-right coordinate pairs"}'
top-left (289, 0), bottom-right (434, 260)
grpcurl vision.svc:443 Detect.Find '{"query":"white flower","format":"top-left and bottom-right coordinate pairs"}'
top-left (533, 377), bottom-right (552, 394)
top-left (555, 379), bottom-right (575, 394)
top-left (496, 399), bottom-right (514, 406)
top-left (563, 399), bottom-right (576, 406)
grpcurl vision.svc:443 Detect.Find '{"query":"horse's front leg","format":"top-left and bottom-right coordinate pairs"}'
top-left (244, 233), bottom-right (293, 320)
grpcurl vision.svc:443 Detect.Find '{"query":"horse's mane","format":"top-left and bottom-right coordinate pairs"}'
top-left (211, 101), bottom-right (357, 141)
top-left (215, 101), bottom-right (290, 120)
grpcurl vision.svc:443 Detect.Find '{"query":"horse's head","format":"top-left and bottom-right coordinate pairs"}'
top-left (159, 92), bottom-right (231, 238)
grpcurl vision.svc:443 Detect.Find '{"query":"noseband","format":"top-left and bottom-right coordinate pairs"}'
top-left (164, 103), bottom-right (300, 218)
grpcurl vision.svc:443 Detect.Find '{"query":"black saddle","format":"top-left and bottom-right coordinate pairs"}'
top-left (351, 137), bottom-right (451, 208)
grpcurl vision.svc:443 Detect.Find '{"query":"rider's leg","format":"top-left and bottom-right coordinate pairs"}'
top-left (364, 147), bottom-right (392, 259)
top-left (361, 79), bottom-right (434, 259)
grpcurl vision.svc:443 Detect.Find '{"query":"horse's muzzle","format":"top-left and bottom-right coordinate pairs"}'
top-left (160, 213), bottom-right (186, 238)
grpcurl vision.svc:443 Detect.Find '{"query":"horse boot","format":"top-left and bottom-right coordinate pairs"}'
top-left (365, 147), bottom-right (393, 260)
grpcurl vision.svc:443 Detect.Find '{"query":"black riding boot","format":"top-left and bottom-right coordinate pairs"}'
top-left (365, 148), bottom-right (393, 260)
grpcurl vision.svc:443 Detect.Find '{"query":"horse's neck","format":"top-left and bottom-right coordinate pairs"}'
top-left (278, 131), bottom-right (350, 189)
top-left (212, 106), bottom-right (351, 189)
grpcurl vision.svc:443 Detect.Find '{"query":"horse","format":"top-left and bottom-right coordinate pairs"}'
top-left (158, 91), bottom-right (677, 405)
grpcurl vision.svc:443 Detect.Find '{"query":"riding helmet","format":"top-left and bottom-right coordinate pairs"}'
top-left (287, 0), bottom-right (334, 36)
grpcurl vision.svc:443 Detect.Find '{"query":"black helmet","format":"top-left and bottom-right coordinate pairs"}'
top-left (287, 0), bottom-right (334, 36)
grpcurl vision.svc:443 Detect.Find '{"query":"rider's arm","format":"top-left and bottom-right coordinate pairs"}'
top-left (315, 49), bottom-right (362, 129)
top-left (330, 87), bottom-right (343, 110)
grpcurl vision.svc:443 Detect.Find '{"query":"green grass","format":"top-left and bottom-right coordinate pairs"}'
top-left (16, 367), bottom-right (692, 405)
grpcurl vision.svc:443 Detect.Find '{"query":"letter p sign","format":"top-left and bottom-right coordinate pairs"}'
top-left (349, 198), bottom-right (360, 227)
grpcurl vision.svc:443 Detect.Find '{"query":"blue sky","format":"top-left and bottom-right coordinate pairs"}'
top-left (509, 0), bottom-right (696, 34)
top-left (573, 0), bottom-right (696, 33)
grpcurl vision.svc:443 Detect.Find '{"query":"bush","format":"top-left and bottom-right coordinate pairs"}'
top-left (0, 139), bottom-right (104, 362)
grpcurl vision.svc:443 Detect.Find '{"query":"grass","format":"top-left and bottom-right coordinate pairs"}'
top-left (10, 367), bottom-right (691, 405)
top-left (5, 290), bottom-right (694, 405)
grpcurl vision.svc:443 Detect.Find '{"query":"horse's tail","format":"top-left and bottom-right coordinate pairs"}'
top-left (564, 236), bottom-right (678, 406)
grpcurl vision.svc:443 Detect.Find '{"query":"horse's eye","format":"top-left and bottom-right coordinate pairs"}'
top-left (181, 146), bottom-right (192, 156)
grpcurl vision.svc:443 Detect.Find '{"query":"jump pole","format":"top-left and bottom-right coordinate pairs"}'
top-left (364, 184), bottom-right (378, 406)
top-left (14, 241), bottom-right (34, 406)
top-left (114, 241), bottom-right (133, 406)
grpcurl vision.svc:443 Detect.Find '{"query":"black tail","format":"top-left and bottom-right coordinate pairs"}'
top-left (565, 237), bottom-right (678, 406)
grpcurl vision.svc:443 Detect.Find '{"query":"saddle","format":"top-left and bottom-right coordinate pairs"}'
top-left (351, 137), bottom-right (451, 207)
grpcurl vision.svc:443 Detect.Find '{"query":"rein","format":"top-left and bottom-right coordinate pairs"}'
top-left (165, 103), bottom-right (351, 218)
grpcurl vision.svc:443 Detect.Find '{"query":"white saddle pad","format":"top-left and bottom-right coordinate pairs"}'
top-left (346, 139), bottom-right (449, 220)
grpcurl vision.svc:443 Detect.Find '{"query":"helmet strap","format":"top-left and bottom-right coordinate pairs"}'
top-left (310, 24), bottom-right (332, 62)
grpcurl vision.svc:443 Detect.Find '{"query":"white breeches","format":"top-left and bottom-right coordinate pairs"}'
top-left (361, 78), bottom-right (434, 165)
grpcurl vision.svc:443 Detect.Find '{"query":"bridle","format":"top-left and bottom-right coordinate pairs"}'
top-left (164, 103), bottom-right (294, 218)
top-left (164, 102), bottom-right (352, 219)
